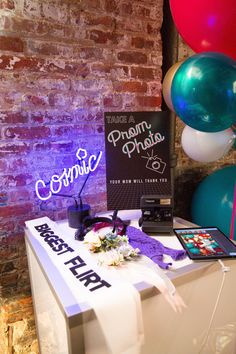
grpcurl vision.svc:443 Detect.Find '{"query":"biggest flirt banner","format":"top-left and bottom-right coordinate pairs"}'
top-left (104, 111), bottom-right (173, 210)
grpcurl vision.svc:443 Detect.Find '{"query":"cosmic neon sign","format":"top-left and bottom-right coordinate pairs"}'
top-left (35, 148), bottom-right (102, 201)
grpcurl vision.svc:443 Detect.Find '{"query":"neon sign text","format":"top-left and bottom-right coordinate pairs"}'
top-left (107, 121), bottom-right (151, 147)
top-left (35, 148), bottom-right (102, 201)
top-left (107, 120), bottom-right (165, 158)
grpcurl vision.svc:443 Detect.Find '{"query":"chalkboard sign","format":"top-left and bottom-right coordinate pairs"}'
top-left (104, 111), bottom-right (173, 210)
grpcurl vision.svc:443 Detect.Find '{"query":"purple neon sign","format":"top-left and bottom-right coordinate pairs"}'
top-left (35, 148), bottom-right (102, 201)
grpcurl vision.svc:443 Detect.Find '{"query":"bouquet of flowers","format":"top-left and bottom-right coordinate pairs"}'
top-left (84, 229), bottom-right (140, 266)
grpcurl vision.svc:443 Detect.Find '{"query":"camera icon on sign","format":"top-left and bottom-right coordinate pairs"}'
top-left (142, 151), bottom-right (166, 174)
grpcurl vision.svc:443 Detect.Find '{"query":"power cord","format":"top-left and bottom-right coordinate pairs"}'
top-left (198, 260), bottom-right (230, 354)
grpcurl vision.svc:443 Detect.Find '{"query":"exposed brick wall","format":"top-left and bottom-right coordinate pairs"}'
top-left (0, 295), bottom-right (39, 354)
top-left (0, 0), bottom-right (164, 352)
top-left (0, 1), bottom-right (234, 352)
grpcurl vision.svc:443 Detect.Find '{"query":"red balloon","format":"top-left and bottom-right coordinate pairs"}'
top-left (170, 0), bottom-right (236, 60)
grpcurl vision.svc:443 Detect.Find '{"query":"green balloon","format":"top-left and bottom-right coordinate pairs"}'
top-left (171, 52), bottom-right (236, 132)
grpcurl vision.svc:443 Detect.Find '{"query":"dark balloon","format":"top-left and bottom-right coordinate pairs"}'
top-left (191, 165), bottom-right (236, 239)
top-left (171, 52), bottom-right (236, 132)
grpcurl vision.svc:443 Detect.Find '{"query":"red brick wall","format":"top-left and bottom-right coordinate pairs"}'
top-left (0, 0), bottom-right (163, 292)
top-left (0, 0), bottom-right (164, 352)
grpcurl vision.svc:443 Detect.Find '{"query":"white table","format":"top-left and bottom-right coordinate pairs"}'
top-left (25, 210), bottom-right (236, 354)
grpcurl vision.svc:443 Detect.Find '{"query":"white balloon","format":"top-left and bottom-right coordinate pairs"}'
top-left (181, 126), bottom-right (235, 163)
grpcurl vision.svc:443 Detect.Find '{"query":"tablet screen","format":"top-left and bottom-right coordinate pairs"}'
top-left (173, 227), bottom-right (236, 260)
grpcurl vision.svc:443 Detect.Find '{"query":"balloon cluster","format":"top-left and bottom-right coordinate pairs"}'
top-left (163, 0), bottom-right (236, 163)
top-left (164, 0), bottom-right (236, 239)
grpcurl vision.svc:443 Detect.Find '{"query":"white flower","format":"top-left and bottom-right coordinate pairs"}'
top-left (118, 244), bottom-right (140, 259)
top-left (83, 231), bottom-right (101, 251)
top-left (120, 235), bottom-right (129, 243)
top-left (84, 229), bottom-right (139, 265)
top-left (98, 250), bottom-right (124, 266)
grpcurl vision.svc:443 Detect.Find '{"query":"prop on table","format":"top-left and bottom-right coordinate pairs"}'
top-left (174, 226), bottom-right (236, 260)
top-left (67, 150), bottom-right (105, 240)
top-left (82, 214), bottom-right (188, 312)
top-left (84, 229), bottom-right (140, 266)
top-left (171, 52), bottom-right (236, 133)
top-left (46, 150), bottom-right (103, 241)
top-left (139, 195), bottom-right (173, 234)
top-left (83, 212), bottom-right (186, 269)
top-left (170, 0), bottom-right (236, 60)
top-left (67, 167), bottom-right (92, 241)
top-left (83, 211), bottom-right (139, 266)
top-left (191, 165), bottom-right (236, 240)
top-left (35, 147), bottom-right (103, 241)
top-left (35, 148), bottom-right (102, 201)
top-left (127, 226), bottom-right (186, 269)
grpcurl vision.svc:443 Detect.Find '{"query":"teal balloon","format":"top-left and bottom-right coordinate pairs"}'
top-left (191, 165), bottom-right (236, 239)
top-left (171, 52), bottom-right (236, 132)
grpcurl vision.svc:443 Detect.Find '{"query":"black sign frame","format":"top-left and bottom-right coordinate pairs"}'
top-left (104, 111), bottom-right (175, 210)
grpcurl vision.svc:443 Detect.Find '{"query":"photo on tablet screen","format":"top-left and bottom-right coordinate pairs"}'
top-left (173, 227), bottom-right (236, 260)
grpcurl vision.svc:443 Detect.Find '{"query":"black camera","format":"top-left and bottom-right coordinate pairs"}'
top-left (139, 195), bottom-right (173, 234)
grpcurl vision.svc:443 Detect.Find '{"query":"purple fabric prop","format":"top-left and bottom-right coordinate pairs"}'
top-left (126, 226), bottom-right (186, 269)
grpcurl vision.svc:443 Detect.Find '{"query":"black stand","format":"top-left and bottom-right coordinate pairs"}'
top-left (67, 204), bottom-right (91, 241)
